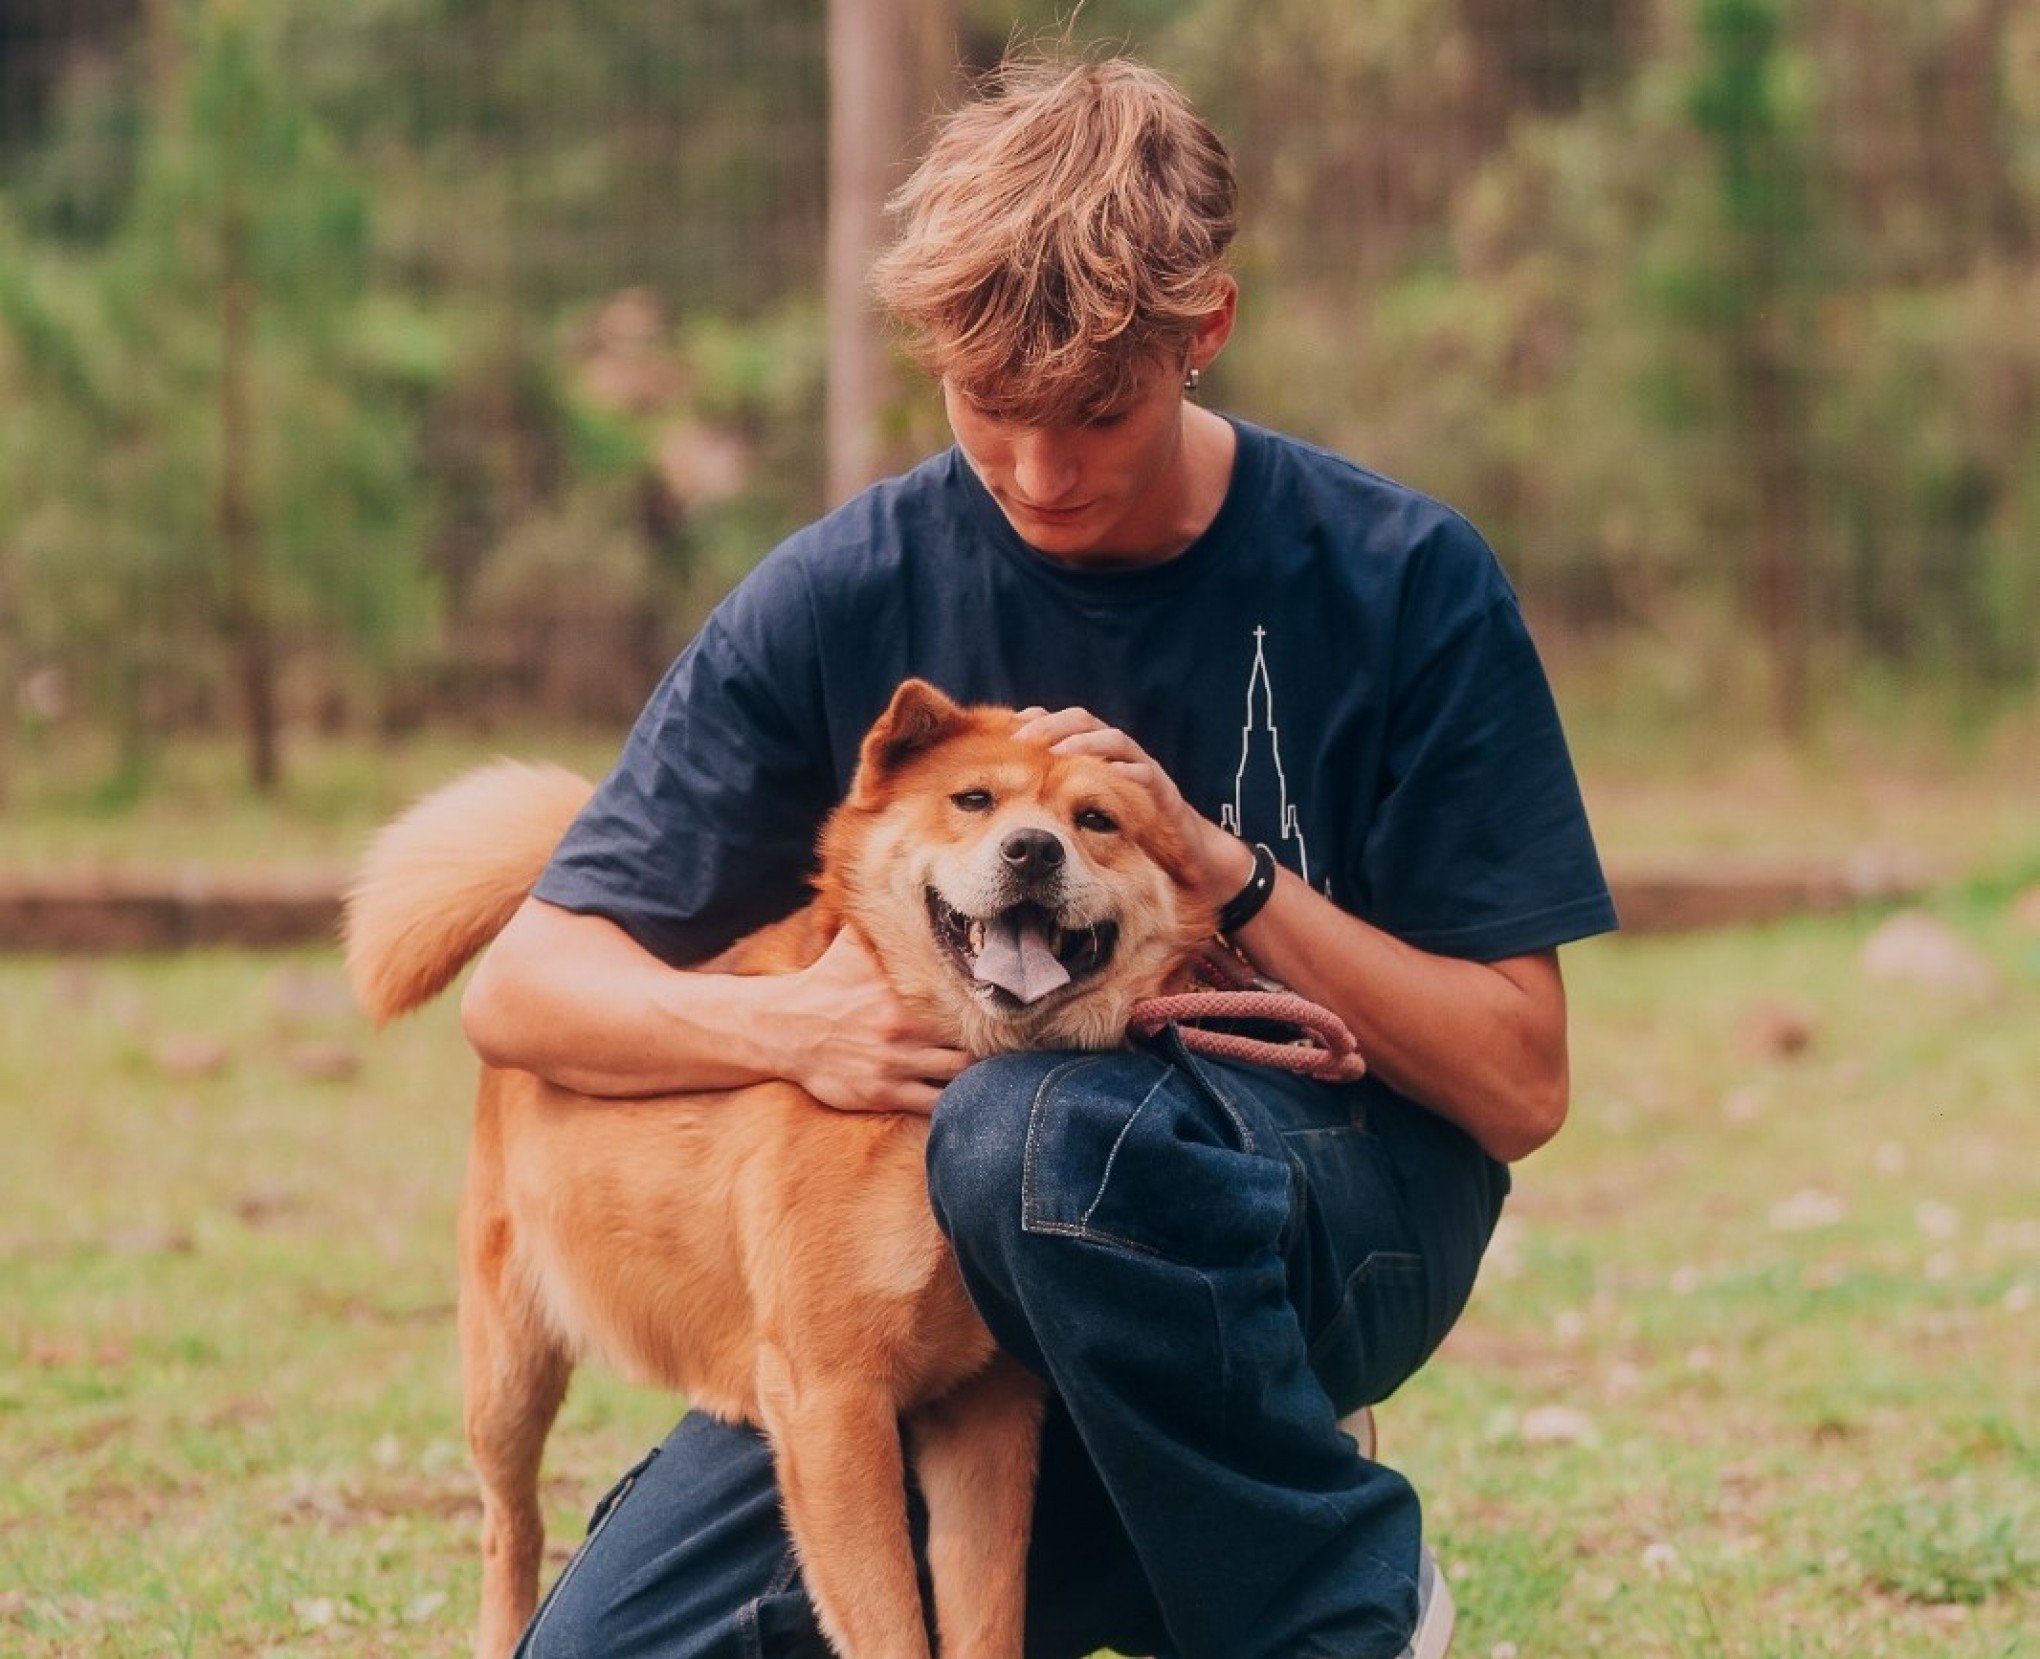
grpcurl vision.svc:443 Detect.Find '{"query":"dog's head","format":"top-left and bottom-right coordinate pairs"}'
top-left (817, 680), bottom-right (1214, 1055)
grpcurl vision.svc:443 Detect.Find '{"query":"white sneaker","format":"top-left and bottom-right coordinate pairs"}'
top-left (1400, 1543), bottom-right (1456, 1659)
top-left (1334, 1409), bottom-right (1453, 1657)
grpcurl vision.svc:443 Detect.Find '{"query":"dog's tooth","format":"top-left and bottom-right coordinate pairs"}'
top-left (968, 920), bottom-right (985, 954)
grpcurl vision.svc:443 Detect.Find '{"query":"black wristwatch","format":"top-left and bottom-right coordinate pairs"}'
top-left (1217, 842), bottom-right (1279, 935)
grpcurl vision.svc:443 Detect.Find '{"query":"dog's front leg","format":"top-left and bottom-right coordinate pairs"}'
top-left (755, 1342), bottom-right (933, 1659)
top-left (910, 1357), bottom-right (1045, 1659)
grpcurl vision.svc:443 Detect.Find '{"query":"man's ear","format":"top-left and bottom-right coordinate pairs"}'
top-left (849, 679), bottom-right (969, 803)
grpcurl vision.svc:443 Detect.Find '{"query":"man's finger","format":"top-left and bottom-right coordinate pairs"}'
top-left (910, 1047), bottom-right (973, 1081)
top-left (1051, 731), bottom-right (1155, 772)
top-left (1014, 706), bottom-right (1103, 745)
top-left (892, 1083), bottom-right (942, 1117)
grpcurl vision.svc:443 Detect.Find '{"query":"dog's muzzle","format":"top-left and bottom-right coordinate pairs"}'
top-left (925, 890), bottom-right (1118, 1007)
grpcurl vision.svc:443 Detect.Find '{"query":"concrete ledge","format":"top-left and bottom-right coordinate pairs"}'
top-left (0, 856), bottom-right (1936, 954)
top-left (0, 867), bottom-right (348, 953)
top-left (1607, 854), bottom-right (1935, 936)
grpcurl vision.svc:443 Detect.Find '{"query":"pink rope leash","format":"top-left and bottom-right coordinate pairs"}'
top-left (1126, 947), bottom-right (1367, 1084)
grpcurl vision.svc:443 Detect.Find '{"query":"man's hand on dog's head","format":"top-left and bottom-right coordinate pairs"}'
top-left (1014, 705), bottom-right (1257, 909)
top-left (780, 929), bottom-right (974, 1115)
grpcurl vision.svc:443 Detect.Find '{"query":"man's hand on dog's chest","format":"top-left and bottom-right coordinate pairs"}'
top-left (781, 928), bottom-right (972, 1116)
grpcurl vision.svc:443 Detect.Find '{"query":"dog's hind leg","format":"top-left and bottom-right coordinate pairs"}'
top-left (461, 1202), bottom-right (572, 1659)
top-left (756, 1342), bottom-right (934, 1659)
top-left (910, 1357), bottom-right (1044, 1659)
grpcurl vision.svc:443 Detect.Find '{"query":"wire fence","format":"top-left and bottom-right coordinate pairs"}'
top-left (2, 0), bottom-right (2036, 781)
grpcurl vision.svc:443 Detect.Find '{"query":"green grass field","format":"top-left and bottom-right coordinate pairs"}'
top-left (4, 688), bottom-right (2037, 1657)
top-left (3, 891), bottom-right (2034, 1657)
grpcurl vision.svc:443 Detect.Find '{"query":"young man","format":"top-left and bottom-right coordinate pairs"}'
top-left (463, 56), bottom-right (1616, 1659)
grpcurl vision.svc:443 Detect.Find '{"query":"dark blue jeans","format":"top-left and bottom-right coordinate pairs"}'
top-left (515, 1033), bottom-right (1503, 1659)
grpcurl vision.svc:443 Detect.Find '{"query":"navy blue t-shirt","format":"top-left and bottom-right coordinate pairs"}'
top-left (539, 420), bottom-right (1615, 969)
top-left (536, 421), bottom-right (1617, 1334)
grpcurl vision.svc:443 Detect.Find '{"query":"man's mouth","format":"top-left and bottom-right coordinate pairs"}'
top-left (925, 891), bottom-right (1118, 1007)
top-left (1011, 497), bottom-right (1094, 522)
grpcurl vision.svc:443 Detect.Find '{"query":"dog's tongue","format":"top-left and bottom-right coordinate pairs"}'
top-left (972, 912), bottom-right (1071, 1004)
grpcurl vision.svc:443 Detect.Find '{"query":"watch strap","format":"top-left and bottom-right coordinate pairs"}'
top-left (1217, 842), bottom-right (1279, 935)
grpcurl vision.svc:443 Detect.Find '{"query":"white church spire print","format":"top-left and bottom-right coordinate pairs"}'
top-left (1220, 626), bottom-right (1316, 890)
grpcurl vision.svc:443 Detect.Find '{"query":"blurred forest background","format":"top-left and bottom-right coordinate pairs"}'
top-left (2, 0), bottom-right (2037, 798)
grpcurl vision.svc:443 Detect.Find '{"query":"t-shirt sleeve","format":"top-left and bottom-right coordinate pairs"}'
top-left (1357, 518), bottom-right (1619, 960)
top-left (531, 557), bottom-right (838, 966)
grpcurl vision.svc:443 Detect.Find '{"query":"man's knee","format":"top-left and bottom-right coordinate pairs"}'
top-left (931, 1046), bottom-right (1293, 1271)
top-left (925, 1051), bottom-right (1056, 1257)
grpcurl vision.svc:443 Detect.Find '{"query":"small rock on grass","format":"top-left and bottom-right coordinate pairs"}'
top-left (1859, 911), bottom-right (1998, 997)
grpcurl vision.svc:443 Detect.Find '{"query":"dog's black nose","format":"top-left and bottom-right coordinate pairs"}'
top-left (1001, 827), bottom-right (1066, 882)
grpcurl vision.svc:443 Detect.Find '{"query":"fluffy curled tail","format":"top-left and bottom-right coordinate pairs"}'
top-left (344, 760), bottom-right (594, 1026)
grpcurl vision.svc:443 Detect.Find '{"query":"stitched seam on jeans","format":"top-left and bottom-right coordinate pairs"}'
top-left (1204, 1268), bottom-right (1235, 1439)
top-left (1077, 1069), bottom-right (1172, 1231)
top-left (1021, 1214), bottom-right (1170, 1259)
top-left (520, 1462), bottom-right (646, 1657)
top-left (1305, 1251), bottom-right (1426, 1363)
top-left (1282, 1120), bottom-right (1376, 1144)
top-left (1021, 1053), bottom-right (1143, 1229)
top-left (737, 1543), bottom-right (805, 1659)
top-left (764, 1544), bottom-right (802, 1598)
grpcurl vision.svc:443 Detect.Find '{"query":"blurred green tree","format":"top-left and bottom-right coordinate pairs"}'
top-left (1, 0), bottom-right (435, 790)
top-left (2, 0), bottom-right (2035, 769)
top-left (1684, 0), bottom-right (1821, 735)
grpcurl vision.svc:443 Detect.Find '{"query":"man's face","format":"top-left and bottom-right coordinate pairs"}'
top-left (941, 359), bottom-right (1198, 568)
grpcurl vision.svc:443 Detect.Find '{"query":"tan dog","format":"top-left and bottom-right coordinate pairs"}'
top-left (344, 680), bottom-right (1213, 1659)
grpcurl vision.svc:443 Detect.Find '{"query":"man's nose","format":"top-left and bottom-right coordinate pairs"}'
top-left (1009, 430), bottom-right (1081, 504)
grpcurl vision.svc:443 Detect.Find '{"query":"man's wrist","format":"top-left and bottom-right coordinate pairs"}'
top-left (1193, 823), bottom-right (1260, 909)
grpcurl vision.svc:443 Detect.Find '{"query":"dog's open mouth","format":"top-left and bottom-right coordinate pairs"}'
top-left (926, 891), bottom-right (1118, 1008)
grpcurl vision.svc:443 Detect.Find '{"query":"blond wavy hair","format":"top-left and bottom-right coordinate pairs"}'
top-left (869, 56), bottom-right (1237, 426)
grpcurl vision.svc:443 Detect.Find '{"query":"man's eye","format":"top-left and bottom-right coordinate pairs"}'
top-left (951, 789), bottom-right (995, 812)
top-left (1075, 808), bottom-right (1118, 834)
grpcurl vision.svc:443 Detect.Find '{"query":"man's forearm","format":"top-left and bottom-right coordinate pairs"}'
top-left (1227, 867), bottom-right (1570, 1163)
top-left (462, 900), bottom-right (784, 1098)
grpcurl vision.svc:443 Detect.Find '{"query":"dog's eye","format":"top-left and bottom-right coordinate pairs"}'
top-left (1075, 808), bottom-right (1118, 834)
top-left (950, 789), bottom-right (995, 813)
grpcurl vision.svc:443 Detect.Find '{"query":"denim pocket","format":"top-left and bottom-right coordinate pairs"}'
top-left (1021, 1049), bottom-right (1296, 1268)
top-left (1305, 1250), bottom-right (1430, 1414)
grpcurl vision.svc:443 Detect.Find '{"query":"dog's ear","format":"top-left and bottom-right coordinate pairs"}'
top-left (850, 679), bottom-right (970, 801)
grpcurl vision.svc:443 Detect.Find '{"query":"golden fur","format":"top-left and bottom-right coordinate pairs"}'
top-left (344, 680), bottom-right (1213, 1659)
